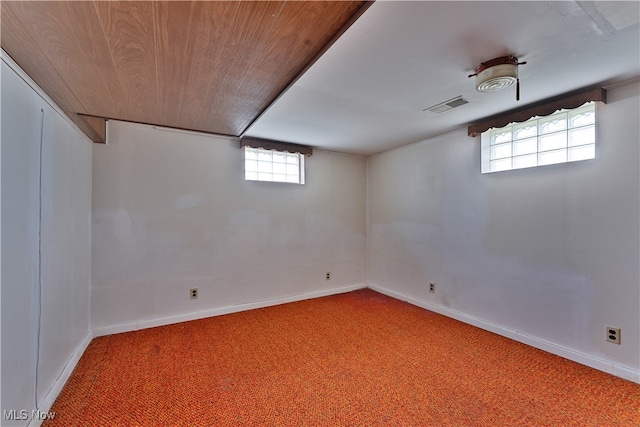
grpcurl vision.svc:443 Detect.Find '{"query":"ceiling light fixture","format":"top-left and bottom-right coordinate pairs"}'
top-left (468, 55), bottom-right (527, 101)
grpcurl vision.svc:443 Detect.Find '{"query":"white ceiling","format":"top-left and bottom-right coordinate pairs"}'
top-left (246, 1), bottom-right (640, 155)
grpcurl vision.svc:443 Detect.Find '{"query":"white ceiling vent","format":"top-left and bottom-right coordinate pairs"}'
top-left (424, 96), bottom-right (469, 114)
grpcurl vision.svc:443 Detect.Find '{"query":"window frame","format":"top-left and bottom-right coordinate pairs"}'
top-left (480, 102), bottom-right (596, 174)
top-left (243, 146), bottom-right (306, 184)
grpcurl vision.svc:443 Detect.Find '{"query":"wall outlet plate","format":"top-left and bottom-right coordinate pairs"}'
top-left (190, 288), bottom-right (198, 299)
top-left (429, 282), bottom-right (435, 293)
top-left (326, 272), bottom-right (331, 280)
top-left (606, 326), bottom-right (620, 344)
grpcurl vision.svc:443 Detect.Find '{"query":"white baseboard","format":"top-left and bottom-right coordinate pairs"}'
top-left (37, 281), bottom-right (636, 427)
top-left (92, 284), bottom-right (366, 337)
top-left (28, 330), bottom-right (94, 427)
top-left (368, 284), bottom-right (640, 384)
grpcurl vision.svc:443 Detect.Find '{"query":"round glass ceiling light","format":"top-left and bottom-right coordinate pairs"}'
top-left (475, 63), bottom-right (517, 92)
top-left (469, 56), bottom-right (525, 96)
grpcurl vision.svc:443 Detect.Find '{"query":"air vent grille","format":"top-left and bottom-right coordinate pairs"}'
top-left (424, 96), bottom-right (469, 114)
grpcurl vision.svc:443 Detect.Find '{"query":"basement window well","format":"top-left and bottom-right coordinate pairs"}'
top-left (244, 147), bottom-right (305, 184)
top-left (480, 102), bottom-right (596, 174)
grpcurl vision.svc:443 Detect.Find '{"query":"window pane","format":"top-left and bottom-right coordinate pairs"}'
top-left (258, 172), bottom-right (272, 181)
top-left (257, 162), bottom-right (273, 173)
top-left (490, 158), bottom-right (511, 172)
top-left (569, 106), bottom-right (595, 128)
top-left (513, 122), bottom-right (537, 140)
top-left (490, 142), bottom-right (512, 160)
top-left (491, 129), bottom-right (512, 145)
top-left (568, 126), bottom-right (595, 147)
top-left (246, 161), bottom-right (258, 173)
top-left (286, 154), bottom-right (299, 164)
top-left (286, 164), bottom-right (299, 175)
top-left (273, 163), bottom-right (286, 174)
top-left (273, 174), bottom-right (287, 182)
top-left (245, 171), bottom-right (258, 180)
top-left (538, 148), bottom-right (567, 166)
top-left (539, 113), bottom-right (567, 134)
top-left (273, 152), bottom-right (286, 163)
top-left (258, 151), bottom-right (272, 162)
top-left (539, 132), bottom-right (566, 152)
top-left (513, 137), bottom-right (537, 156)
top-left (513, 154), bottom-right (537, 169)
top-left (568, 144), bottom-right (595, 161)
top-left (245, 148), bottom-right (257, 160)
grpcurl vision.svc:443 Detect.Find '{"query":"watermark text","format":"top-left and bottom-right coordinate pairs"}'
top-left (3, 409), bottom-right (56, 421)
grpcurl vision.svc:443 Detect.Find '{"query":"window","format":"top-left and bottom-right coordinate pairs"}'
top-left (244, 146), bottom-right (305, 184)
top-left (481, 102), bottom-right (596, 173)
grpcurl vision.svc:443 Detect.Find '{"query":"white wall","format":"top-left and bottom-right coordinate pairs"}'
top-left (368, 82), bottom-right (640, 381)
top-left (91, 121), bottom-right (366, 333)
top-left (1, 54), bottom-right (92, 425)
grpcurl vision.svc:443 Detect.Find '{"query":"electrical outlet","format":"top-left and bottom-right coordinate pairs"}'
top-left (429, 282), bottom-right (435, 293)
top-left (190, 288), bottom-right (198, 299)
top-left (606, 326), bottom-right (620, 344)
top-left (326, 272), bottom-right (331, 281)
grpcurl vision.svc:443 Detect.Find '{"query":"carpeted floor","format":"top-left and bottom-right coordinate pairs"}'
top-left (45, 289), bottom-right (639, 426)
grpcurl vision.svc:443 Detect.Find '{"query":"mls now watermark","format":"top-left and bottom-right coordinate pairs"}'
top-left (3, 409), bottom-right (56, 421)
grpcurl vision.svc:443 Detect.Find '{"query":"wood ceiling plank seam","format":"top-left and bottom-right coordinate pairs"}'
top-left (235, 1), bottom-right (347, 128)
top-left (90, 1), bottom-right (128, 119)
top-left (231, 1), bottom-right (288, 83)
top-left (239, 1), bottom-right (372, 137)
top-left (198, 0), bottom-right (291, 135)
top-left (75, 1), bottom-right (129, 117)
top-left (175, 1), bottom-right (277, 135)
top-left (180, 10), bottom-right (197, 131)
top-left (199, 1), bottom-right (268, 134)
top-left (64, 2), bottom-right (126, 117)
top-left (12, 1), bottom-right (125, 118)
top-left (154, 1), bottom-right (203, 130)
top-left (188, 1), bottom-right (288, 135)
top-left (92, 1), bottom-right (160, 125)
top-left (0, 1), bottom-right (89, 115)
top-left (197, 1), bottom-right (243, 133)
top-left (159, 1), bottom-right (289, 136)
top-left (178, 1), bottom-right (242, 133)
top-left (178, 1), bottom-right (208, 131)
top-left (209, 1), bottom-right (286, 136)
top-left (151, 1), bottom-right (161, 124)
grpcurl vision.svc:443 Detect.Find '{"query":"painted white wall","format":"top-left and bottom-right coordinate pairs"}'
top-left (368, 81), bottom-right (640, 379)
top-left (1, 55), bottom-right (92, 425)
top-left (91, 121), bottom-right (366, 332)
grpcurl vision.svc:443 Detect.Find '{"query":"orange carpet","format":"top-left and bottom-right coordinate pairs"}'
top-left (45, 289), bottom-right (639, 426)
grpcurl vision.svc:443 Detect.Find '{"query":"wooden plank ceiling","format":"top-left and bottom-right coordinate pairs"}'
top-left (1, 1), bottom-right (369, 143)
